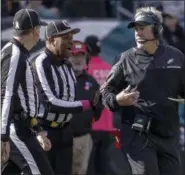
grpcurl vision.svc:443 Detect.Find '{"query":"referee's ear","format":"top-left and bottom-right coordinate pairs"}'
top-left (46, 37), bottom-right (55, 47)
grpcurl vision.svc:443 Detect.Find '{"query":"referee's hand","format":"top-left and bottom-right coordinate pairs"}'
top-left (1, 141), bottom-right (10, 163)
top-left (37, 131), bottom-right (51, 151)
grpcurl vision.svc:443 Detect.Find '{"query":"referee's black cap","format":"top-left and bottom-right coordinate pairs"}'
top-left (45, 20), bottom-right (80, 39)
top-left (13, 9), bottom-right (47, 30)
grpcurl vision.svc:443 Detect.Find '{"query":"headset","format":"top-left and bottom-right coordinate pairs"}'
top-left (134, 10), bottom-right (163, 39)
top-left (146, 12), bottom-right (163, 38)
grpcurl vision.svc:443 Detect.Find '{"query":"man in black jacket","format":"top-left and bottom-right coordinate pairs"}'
top-left (69, 40), bottom-right (102, 175)
top-left (101, 6), bottom-right (185, 175)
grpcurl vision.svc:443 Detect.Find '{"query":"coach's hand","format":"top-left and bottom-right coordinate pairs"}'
top-left (1, 141), bottom-right (10, 163)
top-left (116, 85), bottom-right (139, 106)
top-left (37, 131), bottom-right (51, 151)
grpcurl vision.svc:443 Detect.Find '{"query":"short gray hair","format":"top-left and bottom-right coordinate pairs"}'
top-left (13, 29), bottom-right (33, 37)
top-left (136, 6), bottom-right (163, 23)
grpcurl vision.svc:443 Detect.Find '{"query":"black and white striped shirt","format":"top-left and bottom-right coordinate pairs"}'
top-left (1, 38), bottom-right (38, 141)
top-left (33, 48), bottom-right (91, 123)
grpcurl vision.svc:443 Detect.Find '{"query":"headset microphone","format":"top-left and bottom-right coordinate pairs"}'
top-left (136, 38), bottom-right (156, 44)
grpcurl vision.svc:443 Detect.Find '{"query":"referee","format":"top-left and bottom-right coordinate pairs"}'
top-left (1, 9), bottom-right (54, 175)
top-left (32, 20), bottom-right (100, 175)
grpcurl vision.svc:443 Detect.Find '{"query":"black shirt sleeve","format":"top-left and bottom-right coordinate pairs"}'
top-left (101, 55), bottom-right (125, 112)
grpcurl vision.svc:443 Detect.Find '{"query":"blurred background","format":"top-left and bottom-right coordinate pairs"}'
top-left (1, 0), bottom-right (184, 63)
top-left (1, 0), bottom-right (184, 174)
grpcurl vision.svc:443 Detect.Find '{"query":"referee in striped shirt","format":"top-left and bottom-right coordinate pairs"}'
top-left (1, 9), bottom-right (54, 175)
top-left (32, 20), bottom-right (100, 174)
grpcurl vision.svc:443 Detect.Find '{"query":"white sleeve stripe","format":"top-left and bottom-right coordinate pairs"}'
top-left (64, 65), bottom-right (75, 101)
top-left (1, 45), bottom-right (20, 134)
top-left (25, 61), bottom-right (37, 116)
top-left (18, 84), bottom-right (28, 113)
top-left (51, 66), bottom-right (60, 97)
top-left (58, 66), bottom-right (68, 100)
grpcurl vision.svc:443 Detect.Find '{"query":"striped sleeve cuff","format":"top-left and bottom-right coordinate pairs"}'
top-left (81, 100), bottom-right (91, 111)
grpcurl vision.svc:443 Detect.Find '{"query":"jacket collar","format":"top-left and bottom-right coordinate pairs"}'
top-left (11, 38), bottom-right (30, 56)
top-left (135, 44), bottom-right (164, 58)
top-left (45, 47), bottom-right (66, 66)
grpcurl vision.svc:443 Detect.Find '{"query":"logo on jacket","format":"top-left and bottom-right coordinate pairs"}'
top-left (84, 81), bottom-right (92, 90)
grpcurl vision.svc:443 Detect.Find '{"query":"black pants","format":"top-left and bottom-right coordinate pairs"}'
top-left (3, 122), bottom-right (54, 175)
top-left (120, 123), bottom-right (181, 175)
top-left (88, 131), bottom-right (111, 175)
top-left (1, 160), bottom-right (21, 175)
top-left (43, 124), bottom-right (73, 175)
top-left (180, 151), bottom-right (185, 175)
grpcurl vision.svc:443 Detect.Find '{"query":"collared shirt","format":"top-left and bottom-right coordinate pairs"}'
top-left (33, 48), bottom-right (90, 123)
top-left (1, 38), bottom-right (38, 141)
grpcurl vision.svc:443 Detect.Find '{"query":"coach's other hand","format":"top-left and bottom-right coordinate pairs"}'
top-left (116, 85), bottom-right (139, 106)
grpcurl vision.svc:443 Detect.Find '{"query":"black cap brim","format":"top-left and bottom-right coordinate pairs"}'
top-left (40, 21), bottom-right (47, 26)
top-left (127, 21), bottom-right (151, 28)
top-left (54, 28), bottom-right (80, 37)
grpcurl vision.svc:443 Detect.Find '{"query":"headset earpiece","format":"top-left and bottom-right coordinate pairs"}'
top-left (148, 12), bottom-right (163, 38)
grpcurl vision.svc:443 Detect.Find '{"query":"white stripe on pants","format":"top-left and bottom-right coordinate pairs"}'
top-left (10, 124), bottom-right (41, 174)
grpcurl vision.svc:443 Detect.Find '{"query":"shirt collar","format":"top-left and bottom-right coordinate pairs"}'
top-left (76, 70), bottom-right (87, 79)
top-left (11, 38), bottom-right (30, 56)
top-left (153, 44), bottom-right (164, 57)
top-left (135, 44), bottom-right (164, 57)
top-left (45, 47), bottom-right (66, 66)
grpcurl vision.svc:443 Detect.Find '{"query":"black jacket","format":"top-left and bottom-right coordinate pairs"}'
top-left (101, 44), bottom-right (185, 137)
top-left (70, 71), bottom-right (103, 136)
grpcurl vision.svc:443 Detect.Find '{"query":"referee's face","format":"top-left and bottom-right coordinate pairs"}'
top-left (54, 32), bottom-right (73, 58)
